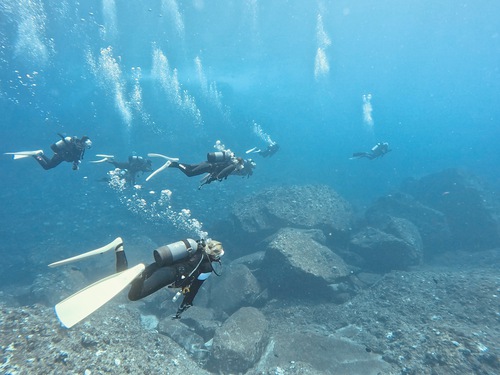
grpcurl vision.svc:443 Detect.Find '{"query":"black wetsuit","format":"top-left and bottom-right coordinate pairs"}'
top-left (352, 143), bottom-right (391, 160)
top-left (169, 159), bottom-right (248, 188)
top-left (258, 143), bottom-right (280, 158)
top-left (34, 136), bottom-right (88, 170)
top-left (116, 244), bottom-right (215, 315)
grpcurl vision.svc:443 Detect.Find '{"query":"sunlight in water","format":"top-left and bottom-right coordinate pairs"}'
top-left (130, 66), bottom-right (152, 127)
top-left (152, 47), bottom-right (202, 125)
top-left (252, 121), bottom-right (274, 146)
top-left (244, 0), bottom-right (260, 44)
top-left (316, 13), bottom-right (331, 49)
top-left (87, 46), bottom-right (132, 131)
top-left (194, 56), bottom-right (209, 96)
top-left (314, 47), bottom-right (329, 79)
top-left (194, 56), bottom-right (228, 118)
top-left (102, 0), bottom-right (118, 40)
top-left (13, 0), bottom-right (53, 67)
top-left (314, 14), bottom-right (330, 80)
top-left (161, 0), bottom-right (185, 39)
top-left (363, 93), bottom-right (374, 130)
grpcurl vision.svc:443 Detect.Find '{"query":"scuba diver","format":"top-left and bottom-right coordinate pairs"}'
top-left (167, 150), bottom-right (256, 189)
top-left (117, 238), bottom-right (224, 319)
top-left (246, 142), bottom-right (280, 158)
top-left (5, 134), bottom-right (92, 170)
top-left (351, 142), bottom-right (391, 160)
top-left (49, 237), bottom-right (225, 326)
top-left (92, 154), bottom-right (153, 185)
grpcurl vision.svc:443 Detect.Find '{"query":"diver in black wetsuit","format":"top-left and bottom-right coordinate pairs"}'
top-left (106, 155), bottom-right (153, 185)
top-left (114, 238), bottom-right (224, 319)
top-left (351, 142), bottom-right (391, 160)
top-left (168, 151), bottom-right (256, 189)
top-left (251, 142), bottom-right (280, 158)
top-left (33, 134), bottom-right (92, 170)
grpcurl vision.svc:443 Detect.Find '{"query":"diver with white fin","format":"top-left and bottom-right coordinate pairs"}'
top-left (246, 141), bottom-right (280, 158)
top-left (166, 150), bottom-right (256, 189)
top-left (351, 142), bottom-right (391, 160)
top-left (247, 121), bottom-right (280, 158)
top-left (125, 239), bottom-right (224, 319)
top-left (145, 153), bottom-right (179, 182)
top-left (5, 134), bottom-right (92, 170)
top-left (51, 237), bottom-right (224, 327)
top-left (92, 154), bottom-right (153, 185)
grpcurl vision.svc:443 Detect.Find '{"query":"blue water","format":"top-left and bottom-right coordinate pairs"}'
top-left (1, 0), bottom-right (499, 286)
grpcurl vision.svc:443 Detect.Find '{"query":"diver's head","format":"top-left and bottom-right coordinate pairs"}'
top-left (81, 136), bottom-right (92, 149)
top-left (204, 239), bottom-right (224, 260)
top-left (247, 159), bottom-right (256, 168)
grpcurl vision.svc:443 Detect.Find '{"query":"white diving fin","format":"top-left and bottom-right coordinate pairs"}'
top-left (245, 147), bottom-right (260, 154)
top-left (55, 263), bottom-right (145, 328)
top-left (4, 150), bottom-right (43, 160)
top-left (90, 154), bottom-right (115, 163)
top-left (48, 237), bottom-right (123, 267)
top-left (145, 153), bottom-right (180, 181)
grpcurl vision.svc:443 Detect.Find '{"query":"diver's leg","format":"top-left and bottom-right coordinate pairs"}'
top-left (115, 243), bottom-right (128, 272)
top-left (352, 152), bottom-right (369, 159)
top-left (128, 264), bottom-right (177, 301)
top-left (171, 162), bottom-right (209, 177)
top-left (33, 154), bottom-right (63, 170)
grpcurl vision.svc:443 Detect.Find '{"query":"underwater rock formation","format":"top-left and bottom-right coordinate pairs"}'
top-left (231, 184), bottom-right (353, 244)
top-left (261, 227), bottom-right (349, 298)
top-left (401, 168), bottom-right (500, 251)
top-left (211, 306), bottom-right (269, 373)
top-left (365, 192), bottom-right (452, 256)
top-left (208, 263), bottom-right (262, 315)
top-left (350, 217), bottom-right (423, 272)
top-left (159, 318), bottom-right (209, 362)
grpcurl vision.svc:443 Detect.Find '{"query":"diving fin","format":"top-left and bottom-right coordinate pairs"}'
top-left (147, 153), bottom-right (179, 162)
top-left (55, 263), bottom-right (145, 328)
top-left (245, 147), bottom-right (260, 154)
top-left (145, 153), bottom-right (179, 181)
top-left (90, 154), bottom-right (115, 163)
top-left (48, 237), bottom-right (123, 267)
top-left (4, 150), bottom-right (43, 159)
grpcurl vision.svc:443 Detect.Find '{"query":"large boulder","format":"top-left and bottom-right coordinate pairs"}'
top-left (349, 217), bottom-right (423, 272)
top-left (210, 307), bottom-right (269, 373)
top-left (256, 331), bottom-right (393, 375)
top-left (261, 228), bottom-right (349, 299)
top-left (158, 319), bottom-right (209, 363)
top-left (231, 184), bottom-right (353, 242)
top-left (178, 306), bottom-right (220, 340)
top-left (401, 168), bottom-right (500, 251)
top-left (208, 263), bottom-right (262, 315)
top-left (365, 192), bottom-right (452, 256)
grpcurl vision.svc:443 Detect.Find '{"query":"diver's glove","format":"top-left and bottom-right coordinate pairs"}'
top-left (172, 303), bottom-right (192, 319)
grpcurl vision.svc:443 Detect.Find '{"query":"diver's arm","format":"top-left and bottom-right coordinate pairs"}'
top-left (217, 163), bottom-right (237, 180)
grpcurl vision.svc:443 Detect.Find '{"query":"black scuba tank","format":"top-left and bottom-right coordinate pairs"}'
top-left (153, 239), bottom-right (198, 266)
top-left (207, 151), bottom-right (232, 163)
top-left (51, 136), bottom-right (72, 153)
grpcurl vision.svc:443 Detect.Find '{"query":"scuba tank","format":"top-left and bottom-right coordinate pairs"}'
top-left (207, 150), bottom-right (232, 163)
top-left (154, 239), bottom-right (198, 266)
top-left (51, 136), bottom-right (73, 153)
